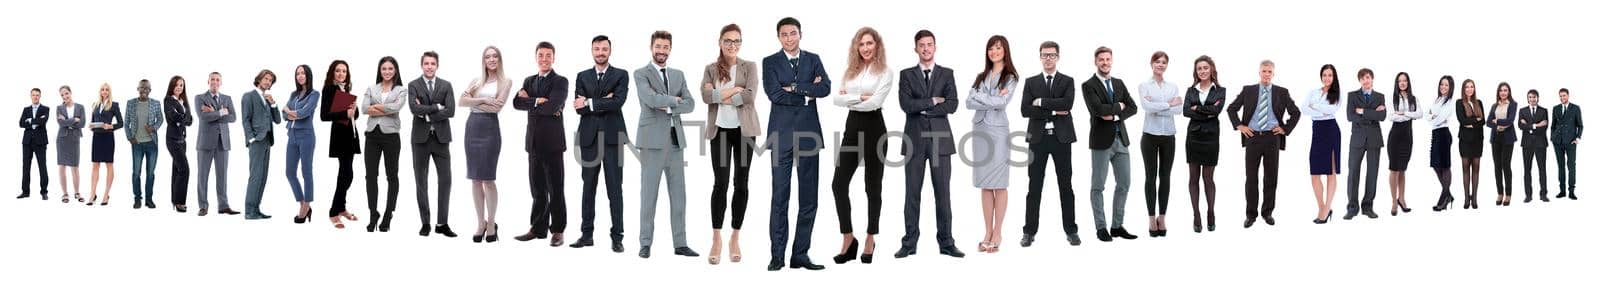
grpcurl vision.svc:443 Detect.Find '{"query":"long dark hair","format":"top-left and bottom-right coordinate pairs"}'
top-left (1192, 55), bottom-right (1217, 85)
top-left (972, 35), bottom-right (1017, 89)
top-left (715, 24), bottom-right (741, 83)
top-left (1496, 82), bottom-right (1514, 104)
top-left (166, 76), bottom-right (187, 102)
top-left (1437, 75), bottom-right (1455, 101)
top-left (1320, 64), bottom-right (1340, 104)
top-left (324, 60), bottom-right (352, 93)
top-left (1462, 79), bottom-right (1481, 118)
top-left (375, 56), bottom-right (402, 86)
top-left (293, 64), bottom-right (315, 98)
top-left (1392, 72), bottom-right (1416, 109)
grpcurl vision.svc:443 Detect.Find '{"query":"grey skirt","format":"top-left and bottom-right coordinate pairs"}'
top-left (57, 137), bottom-right (80, 166)
top-left (465, 113), bottom-right (502, 180)
top-left (970, 124), bottom-right (1010, 189)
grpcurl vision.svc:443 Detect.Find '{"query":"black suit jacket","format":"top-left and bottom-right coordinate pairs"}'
top-left (898, 65), bottom-right (959, 156)
top-left (1184, 85), bottom-right (1227, 136)
top-left (1346, 90), bottom-right (1387, 148)
top-left (1552, 103), bottom-right (1583, 145)
top-left (1226, 84), bottom-right (1301, 149)
top-left (1519, 105), bottom-right (1549, 149)
top-left (407, 77), bottom-right (456, 144)
top-left (1020, 73), bottom-right (1076, 144)
top-left (19, 105), bottom-right (49, 146)
top-left (574, 67), bottom-right (629, 147)
top-left (514, 72), bottom-right (569, 153)
top-left (1081, 75), bottom-right (1137, 149)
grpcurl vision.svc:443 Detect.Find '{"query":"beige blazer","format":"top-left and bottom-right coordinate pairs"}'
top-left (700, 59), bottom-right (762, 139)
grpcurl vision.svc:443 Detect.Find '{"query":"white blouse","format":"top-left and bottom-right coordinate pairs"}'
top-left (714, 65), bottom-right (742, 129)
top-left (1428, 96), bottom-right (1455, 129)
top-left (1389, 94), bottom-right (1423, 122)
top-left (832, 68), bottom-right (892, 112)
top-left (1303, 88), bottom-right (1342, 121)
top-left (1138, 78), bottom-right (1181, 135)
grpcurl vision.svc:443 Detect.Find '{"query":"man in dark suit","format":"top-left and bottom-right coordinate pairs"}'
top-left (409, 51), bottom-right (458, 237)
top-left (1227, 60), bottom-right (1300, 228)
top-left (241, 70), bottom-right (282, 220)
top-left (19, 88), bottom-right (50, 199)
top-left (1345, 68), bottom-right (1385, 220)
top-left (513, 42), bottom-right (570, 246)
top-left (571, 35), bottom-right (630, 253)
top-left (1551, 88), bottom-right (1582, 200)
top-left (894, 30), bottom-right (962, 260)
top-left (763, 17), bottom-right (830, 271)
top-left (1519, 90), bottom-right (1550, 202)
top-left (1019, 41), bottom-right (1078, 247)
top-left (1081, 47), bottom-right (1139, 242)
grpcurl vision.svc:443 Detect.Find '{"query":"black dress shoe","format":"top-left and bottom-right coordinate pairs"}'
top-left (937, 246), bottom-right (965, 258)
top-left (435, 225), bottom-right (458, 238)
top-left (175, 205), bottom-right (187, 213)
top-left (144, 201), bottom-right (155, 209)
top-left (514, 228), bottom-right (540, 242)
top-left (1524, 197), bottom-right (1533, 203)
top-left (1096, 229), bottom-right (1113, 242)
top-left (418, 226), bottom-right (430, 237)
top-left (133, 201), bottom-right (142, 209)
top-left (674, 247), bottom-right (699, 257)
top-left (639, 246), bottom-right (651, 258)
top-left (1361, 210), bottom-right (1379, 219)
top-left (568, 236), bottom-right (594, 248)
top-left (1109, 228), bottom-right (1138, 240)
top-left (1342, 211), bottom-right (1357, 220)
top-left (198, 208), bottom-right (208, 216)
top-left (1066, 233), bottom-right (1082, 246)
top-left (1243, 218), bottom-right (1255, 228)
top-left (611, 240), bottom-right (625, 253)
top-left (1262, 216), bottom-right (1276, 226)
top-left (789, 260), bottom-right (825, 270)
top-left (16, 193), bottom-right (28, 199)
top-left (1019, 234), bottom-right (1035, 247)
top-left (892, 247), bottom-right (915, 259)
top-left (219, 208), bottom-right (241, 215)
top-left (1557, 192), bottom-right (1567, 198)
top-left (767, 259), bottom-right (785, 271)
top-left (1541, 196), bottom-right (1550, 202)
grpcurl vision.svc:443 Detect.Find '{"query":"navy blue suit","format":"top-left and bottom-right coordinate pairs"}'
top-left (20, 104), bottom-right (50, 197)
top-left (762, 49), bottom-right (830, 264)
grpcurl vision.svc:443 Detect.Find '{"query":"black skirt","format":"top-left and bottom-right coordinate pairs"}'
top-left (91, 132), bottom-right (115, 163)
top-left (1308, 120), bottom-right (1342, 175)
top-left (1185, 120), bottom-right (1220, 166)
top-left (1387, 121), bottom-right (1414, 171)
top-left (1429, 127), bottom-right (1452, 168)
top-left (1458, 125), bottom-right (1484, 158)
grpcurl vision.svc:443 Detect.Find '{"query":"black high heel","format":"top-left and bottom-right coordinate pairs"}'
top-left (366, 212), bottom-right (380, 232)
top-left (1399, 201), bottom-right (1412, 213)
top-left (861, 238), bottom-right (874, 264)
top-left (833, 237), bottom-right (858, 264)
top-left (485, 223), bottom-right (500, 243)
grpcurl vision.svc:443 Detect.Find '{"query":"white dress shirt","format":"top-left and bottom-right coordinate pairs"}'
top-left (1429, 96), bottom-right (1455, 130)
top-left (833, 68), bottom-right (892, 112)
top-left (1138, 77), bottom-right (1180, 135)
top-left (1303, 88), bottom-right (1341, 121)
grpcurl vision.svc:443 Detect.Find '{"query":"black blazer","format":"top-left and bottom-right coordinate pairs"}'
top-left (1019, 72), bottom-right (1076, 144)
top-left (1489, 101), bottom-right (1519, 144)
top-left (19, 105), bottom-right (49, 146)
top-left (1519, 105), bottom-right (1549, 149)
top-left (89, 102), bottom-right (124, 134)
top-left (407, 77), bottom-right (456, 144)
top-left (514, 72), bottom-right (569, 153)
top-left (1226, 84), bottom-right (1301, 149)
top-left (1183, 85), bottom-right (1227, 137)
top-left (1552, 103), bottom-right (1583, 145)
top-left (898, 64), bottom-right (959, 156)
top-left (1346, 90), bottom-right (1387, 148)
top-left (163, 96), bottom-right (191, 145)
top-left (319, 83), bottom-right (361, 158)
top-left (1081, 75), bottom-right (1137, 150)
top-left (574, 67), bottom-right (630, 147)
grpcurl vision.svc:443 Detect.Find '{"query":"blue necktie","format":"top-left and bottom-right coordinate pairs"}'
top-left (1253, 87), bottom-right (1274, 131)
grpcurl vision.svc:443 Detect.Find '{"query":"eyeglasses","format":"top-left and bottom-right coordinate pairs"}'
top-left (1040, 53), bottom-right (1059, 60)
top-left (721, 39), bottom-right (742, 46)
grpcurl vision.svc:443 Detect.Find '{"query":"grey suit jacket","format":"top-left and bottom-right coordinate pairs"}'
top-left (634, 64), bottom-right (697, 150)
top-left (408, 77), bottom-right (456, 143)
top-left (194, 91), bottom-right (238, 150)
top-left (56, 103), bottom-right (85, 141)
top-left (241, 90), bottom-right (281, 147)
top-left (1347, 90), bottom-right (1387, 148)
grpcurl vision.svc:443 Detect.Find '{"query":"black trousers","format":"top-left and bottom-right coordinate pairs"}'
top-left (579, 144), bottom-right (625, 241)
top-left (1140, 133), bottom-right (1175, 216)
top-left (831, 113), bottom-right (885, 235)
top-left (529, 149), bottom-right (566, 234)
top-left (1491, 142), bottom-right (1515, 197)
top-left (709, 127), bottom-right (752, 230)
top-left (328, 155), bottom-right (354, 217)
top-left (1243, 135), bottom-right (1282, 220)
top-left (1023, 131), bottom-right (1076, 236)
top-left (23, 144), bottom-right (48, 195)
top-left (167, 141), bottom-right (189, 205)
top-left (1554, 143), bottom-right (1577, 196)
top-left (1523, 145), bottom-right (1547, 199)
top-left (365, 131), bottom-right (402, 217)
top-left (413, 133), bottom-right (451, 227)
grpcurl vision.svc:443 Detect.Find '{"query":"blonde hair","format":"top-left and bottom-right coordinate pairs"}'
top-left (96, 82), bottom-right (113, 112)
top-left (844, 27), bottom-right (887, 80)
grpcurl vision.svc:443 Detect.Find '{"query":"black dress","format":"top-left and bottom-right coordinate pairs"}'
top-left (89, 102), bottom-right (123, 163)
top-left (1457, 99), bottom-right (1485, 158)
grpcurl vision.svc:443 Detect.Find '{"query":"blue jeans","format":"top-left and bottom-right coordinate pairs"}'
top-left (285, 129), bottom-right (316, 202)
top-left (131, 141), bottom-right (159, 202)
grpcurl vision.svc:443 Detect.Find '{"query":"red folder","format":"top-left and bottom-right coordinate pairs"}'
top-left (332, 90), bottom-right (357, 125)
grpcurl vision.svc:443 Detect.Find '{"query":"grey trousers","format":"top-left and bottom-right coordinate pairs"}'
top-left (197, 148), bottom-right (231, 211)
top-left (1089, 139), bottom-right (1132, 230)
top-left (1347, 144), bottom-right (1381, 213)
top-left (244, 143), bottom-right (271, 215)
top-left (639, 147), bottom-right (688, 248)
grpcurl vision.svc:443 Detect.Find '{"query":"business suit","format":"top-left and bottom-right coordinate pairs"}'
top-left (283, 89), bottom-right (318, 214)
top-left (897, 64), bottom-right (957, 254)
top-left (1489, 101), bottom-right (1518, 203)
top-left (1183, 84), bottom-right (1226, 230)
top-left (241, 89), bottom-right (281, 218)
top-left (634, 64), bottom-right (697, 252)
top-left (1345, 90), bottom-right (1386, 218)
top-left (512, 71), bottom-right (568, 237)
top-left (701, 59), bottom-right (761, 231)
top-left (20, 104), bottom-right (50, 198)
top-left (1082, 74), bottom-right (1138, 235)
top-left (572, 66), bottom-right (629, 246)
top-left (1519, 105), bottom-right (1549, 201)
top-left (409, 76), bottom-right (456, 231)
top-left (1020, 72), bottom-right (1077, 240)
top-left (1227, 84), bottom-right (1301, 224)
top-left (164, 96), bottom-right (192, 208)
top-left (194, 91), bottom-right (237, 213)
top-left (1551, 102), bottom-right (1582, 199)
top-left (764, 49), bottom-right (831, 264)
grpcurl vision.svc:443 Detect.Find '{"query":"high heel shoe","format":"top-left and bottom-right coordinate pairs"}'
top-left (85, 194), bottom-right (96, 206)
top-left (832, 238), bottom-right (858, 264)
top-left (485, 223), bottom-right (499, 243)
top-left (861, 238), bottom-right (874, 264)
top-left (365, 212), bottom-right (380, 232)
top-left (1399, 201), bottom-right (1412, 213)
top-left (1433, 195), bottom-right (1454, 211)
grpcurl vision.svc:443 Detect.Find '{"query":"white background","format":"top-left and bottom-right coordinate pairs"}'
top-left (4, 0), bottom-right (1596, 287)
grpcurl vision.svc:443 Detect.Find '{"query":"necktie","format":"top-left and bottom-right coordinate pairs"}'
top-left (598, 70), bottom-right (604, 82)
top-left (1253, 87), bottom-right (1273, 131)
top-left (427, 80), bottom-right (434, 93)
top-left (660, 68), bottom-right (669, 89)
top-left (923, 69), bottom-right (932, 87)
top-left (1045, 75), bottom-right (1053, 88)
top-left (789, 58), bottom-right (800, 69)
top-left (1104, 79), bottom-right (1114, 102)
top-left (1364, 92), bottom-right (1372, 103)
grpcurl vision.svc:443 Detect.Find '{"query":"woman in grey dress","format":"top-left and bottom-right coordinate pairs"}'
top-left (460, 46), bottom-right (512, 243)
top-left (965, 35), bottom-right (1017, 254)
top-left (56, 85), bottom-right (84, 203)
